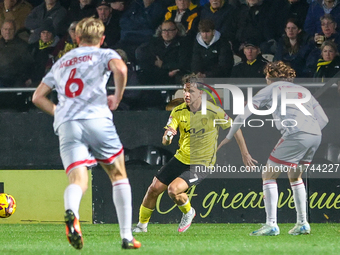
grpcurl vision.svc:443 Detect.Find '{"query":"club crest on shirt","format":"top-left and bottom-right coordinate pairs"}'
top-left (201, 118), bottom-right (208, 126)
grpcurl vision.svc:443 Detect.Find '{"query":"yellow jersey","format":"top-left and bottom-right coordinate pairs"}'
top-left (165, 101), bottom-right (232, 166)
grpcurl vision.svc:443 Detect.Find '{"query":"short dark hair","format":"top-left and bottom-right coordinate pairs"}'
top-left (198, 19), bottom-right (215, 32)
top-left (2, 19), bottom-right (16, 31)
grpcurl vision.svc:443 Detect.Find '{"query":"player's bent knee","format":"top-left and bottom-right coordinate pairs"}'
top-left (147, 183), bottom-right (164, 198)
top-left (167, 185), bottom-right (182, 199)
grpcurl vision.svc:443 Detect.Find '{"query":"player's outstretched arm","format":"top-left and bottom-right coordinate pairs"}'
top-left (162, 127), bottom-right (177, 146)
top-left (217, 137), bottom-right (231, 151)
top-left (233, 129), bottom-right (258, 167)
top-left (32, 82), bottom-right (55, 116)
top-left (108, 58), bottom-right (128, 111)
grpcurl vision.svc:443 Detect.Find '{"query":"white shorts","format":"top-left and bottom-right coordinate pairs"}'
top-left (57, 118), bottom-right (123, 174)
top-left (268, 132), bottom-right (321, 168)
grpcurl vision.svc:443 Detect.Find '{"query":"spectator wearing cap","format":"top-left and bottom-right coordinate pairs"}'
top-left (66, 0), bottom-right (96, 25)
top-left (0, 19), bottom-right (34, 87)
top-left (164, 0), bottom-right (200, 38)
top-left (0, 0), bottom-right (32, 39)
top-left (200, 0), bottom-right (238, 45)
top-left (25, 0), bottom-right (67, 44)
top-left (95, 0), bottom-right (120, 48)
top-left (29, 21), bottom-right (60, 83)
top-left (231, 38), bottom-right (268, 78)
top-left (191, 19), bottom-right (234, 78)
top-left (304, 0), bottom-right (340, 36)
top-left (117, 0), bottom-right (167, 62)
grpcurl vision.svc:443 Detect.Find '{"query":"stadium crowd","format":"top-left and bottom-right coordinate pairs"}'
top-left (0, 0), bottom-right (340, 109)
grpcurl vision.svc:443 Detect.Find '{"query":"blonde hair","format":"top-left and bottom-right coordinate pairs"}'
top-left (76, 17), bottom-right (105, 45)
top-left (264, 61), bottom-right (296, 82)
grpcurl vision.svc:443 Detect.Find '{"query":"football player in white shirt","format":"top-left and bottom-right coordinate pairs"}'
top-left (32, 17), bottom-right (141, 250)
top-left (218, 61), bottom-right (329, 236)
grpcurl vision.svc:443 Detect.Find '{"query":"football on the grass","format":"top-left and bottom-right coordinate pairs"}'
top-left (0, 193), bottom-right (16, 218)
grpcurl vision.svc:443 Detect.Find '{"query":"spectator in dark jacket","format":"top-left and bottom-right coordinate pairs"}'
top-left (164, 0), bottom-right (200, 38)
top-left (136, 20), bottom-right (191, 85)
top-left (112, 49), bottom-right (142, 110)
top-left (314, 40), bottom-right (340, 81)
top-left (270, 0), bottom-right (309, 41)
top-left (117, 0), bottom-right (167, 62)
top-left (304, 0), bottom-right (340, 36)
top-left (231, 38), bottom-right (268, 78)
top-left (66, 0), bottom-right (96, 25)
top-left (274, 18), bottom-right (310, 77)
top-left (200, 0), bottom-right (238, 44)
top-left (0, 19), bottom-right (34, 87)
top-left (29, 21), bottom-right (60, 83)
top-left (0, 0), bottom-right (33, 39)
top-left (236, 0), bottom-right (275, 54)
top-left (191, 19), bottom-right (234, 77)
top-left (55, 21), bottom-right (78, 60)
top-left (304, 14), bottom-right (340, 76)
top-left (25, 0), bottom-right (67, 44)
top-left (95, 1), bottom-right (120, 48)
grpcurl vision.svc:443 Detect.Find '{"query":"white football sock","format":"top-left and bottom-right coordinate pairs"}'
top-left (290, 180), bottom-right (307, 224)
top-left (112, 178), bottom-right (133, 240)
top-left (64, 184), bottom-right (83, 219)
top-left (263, 180), bottom-right (278, 226)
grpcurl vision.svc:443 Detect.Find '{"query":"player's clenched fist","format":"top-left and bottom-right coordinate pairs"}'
top-left (107, 95), bottom-right (120, 111)
top-left (162, 127), bottom-right (177, 145)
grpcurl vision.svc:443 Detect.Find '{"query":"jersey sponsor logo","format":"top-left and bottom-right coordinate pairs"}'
top-left (59, 55), bottom-right (93, 69)
top-left (184, 128), bottom-right (205, 134)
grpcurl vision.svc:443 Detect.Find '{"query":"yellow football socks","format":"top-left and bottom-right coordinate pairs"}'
top-left (178, 199), bottom-right (191, 214)
top-left (139, 205), bottom-right (154, 224)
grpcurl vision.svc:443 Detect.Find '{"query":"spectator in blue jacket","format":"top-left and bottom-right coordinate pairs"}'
top-left (116, 0), bottom-right (167, 62)
top-left (270, 0), bottom-right (309, 41)
top-left (236, 0), bottom-right (275, 55)
top-left (304, 0), bottom-right (340, 36)
top-left (274, 18), bottom-right (310, 77)
top-left (304, 14), bottom-right (340, 76)
top-left (200, 0), bottom-right (238, 45)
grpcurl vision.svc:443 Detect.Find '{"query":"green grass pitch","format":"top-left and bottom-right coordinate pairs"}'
top-left (0, 223), bottom-right (339, 255)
